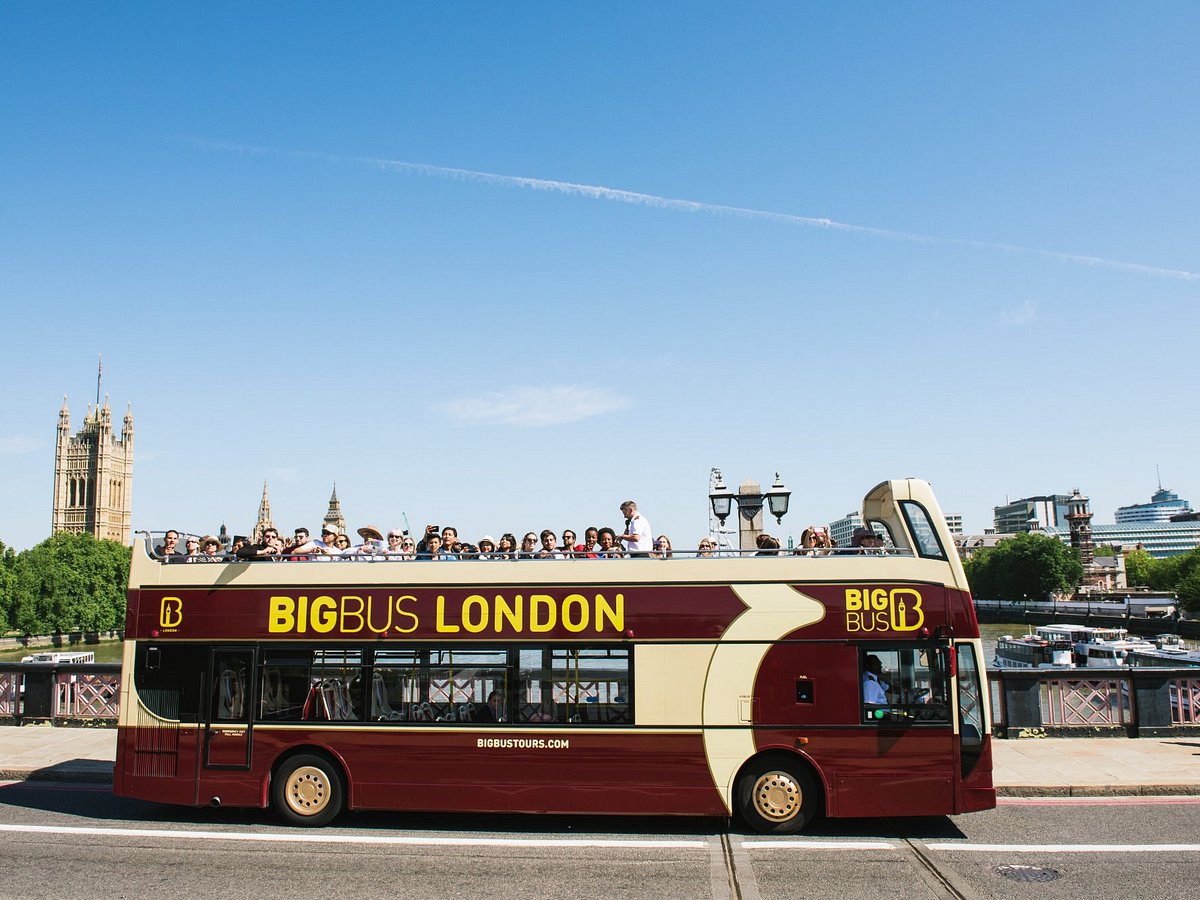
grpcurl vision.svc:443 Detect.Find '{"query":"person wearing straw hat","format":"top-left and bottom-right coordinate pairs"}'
top-left (352, 525), bottom-right (386, 558)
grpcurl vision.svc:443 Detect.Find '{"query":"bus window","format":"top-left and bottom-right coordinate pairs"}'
top-left (310, 650), bottom-right (364, 721)
top-left (518, 647), bottom-right (631, 725)
top-left (899, 501), bottom-right (947, 560)
top-left (422, 649), bottom-right (507, 723)
top-left (212, 651), bottom-right (250, 721)
top-left (135, 644), bottom-right (207, 722)
top-left (955, 644), bottom-right (986, 775)
top-left (259, 651), bottom-right (311, 720)
top-left (860, 648), bottom-right (950, 724)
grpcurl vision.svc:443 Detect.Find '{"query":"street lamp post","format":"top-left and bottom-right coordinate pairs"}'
top-left (709, 471), bottom-right (791, 552)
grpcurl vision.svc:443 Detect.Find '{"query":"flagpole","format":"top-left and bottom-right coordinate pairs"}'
top-left (96, 354), bottom-right (102, 408)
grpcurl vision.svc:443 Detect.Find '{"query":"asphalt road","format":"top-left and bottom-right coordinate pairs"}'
top-left (0, 783), bottom-right (1198, 899)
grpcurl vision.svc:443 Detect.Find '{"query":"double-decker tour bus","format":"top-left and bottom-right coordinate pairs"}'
top-left (114, 478), bottom-right (994, 833)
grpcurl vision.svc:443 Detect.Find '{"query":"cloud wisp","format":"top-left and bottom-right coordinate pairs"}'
top-left (999, 301), bottom-right (1038, 325)
top-left (191, 139), bottom-right (1200, 282)
top-left (435, 386), bottom-right (631, 427)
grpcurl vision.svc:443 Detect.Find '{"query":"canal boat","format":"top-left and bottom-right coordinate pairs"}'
top-left (1128, 635), bottom-right (1200, 668)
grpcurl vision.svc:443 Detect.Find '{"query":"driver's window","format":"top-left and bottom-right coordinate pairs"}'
top-left (860, 647), bottom-right (950, 724)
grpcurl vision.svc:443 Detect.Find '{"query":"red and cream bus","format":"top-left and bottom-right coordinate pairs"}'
top-left (114, 478), bottom-right (994, 833)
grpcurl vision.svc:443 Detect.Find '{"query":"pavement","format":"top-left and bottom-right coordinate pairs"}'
top-left (0, 725), bottom-right (1197, 796)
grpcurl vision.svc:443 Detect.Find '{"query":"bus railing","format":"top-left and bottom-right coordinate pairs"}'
top-left (0, 663), bottom-right (121, 726)
top-left (148, 547), bottom-right (919, 562)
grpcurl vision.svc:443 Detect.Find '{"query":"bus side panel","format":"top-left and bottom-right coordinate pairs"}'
top-left (753, 642), bottom-right (957, 819)
top-left (115, 724), bottom-right (203, 807)
top-left (251, 728), bottom-right (726, 817)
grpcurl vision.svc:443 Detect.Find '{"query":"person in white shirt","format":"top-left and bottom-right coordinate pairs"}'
top-left (619, 500), bottom-right (652, 556)
top-left (862, 655), bottom-right (890, 711)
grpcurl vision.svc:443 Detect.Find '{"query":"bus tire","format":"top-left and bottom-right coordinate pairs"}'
top-left (272, 753), bottom-right (345, 827)
top-left (736, 757), bottom-right (819, 834)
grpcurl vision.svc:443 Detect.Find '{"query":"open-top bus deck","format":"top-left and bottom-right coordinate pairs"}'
top-left (115, 479), bottom-right (994, 832)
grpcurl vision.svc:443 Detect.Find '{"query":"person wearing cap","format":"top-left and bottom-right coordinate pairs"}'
top-left (287, 525), bottom-right (339, 559)
top-left (477, 536), bottom-right (496, 560)
top-left (352, 525), bottom-right (386, 558)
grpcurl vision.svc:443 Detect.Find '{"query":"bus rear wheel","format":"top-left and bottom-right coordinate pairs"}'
top-left (736, 758), bottom-right (819, 834)
top-left (272, 753), bottom-right (345, 827)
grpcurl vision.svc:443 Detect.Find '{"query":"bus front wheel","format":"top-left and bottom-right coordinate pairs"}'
top-left (272, 753), bottom-right (345, 827)
top-left (736, 758), bottom-right (819, 834)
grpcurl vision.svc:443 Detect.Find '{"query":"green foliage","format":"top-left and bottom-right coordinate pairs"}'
top-left (1093, 544), bottom-right (1117, 558)
top-left (6, 533), bottom-right (131, 635)
top-left (1124, 547), bottom-right (1154, 587)
top-left (964, 532), bottom-right (1084, 600)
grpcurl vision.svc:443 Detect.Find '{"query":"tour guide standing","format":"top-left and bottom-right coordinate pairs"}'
top-left (619, 500), bottom-right (652, 555)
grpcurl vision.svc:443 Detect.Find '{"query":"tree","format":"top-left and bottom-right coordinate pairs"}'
top-left (0, 541), bottom-right (15, 631)
top-left (1124, 547), bottom-right (1154, 587)
top-left (8, 533), bottom-right (131, 635)
top-left (1178, 569), bottom-right (1200, 614)
top-left (964, 532), bottom-right (1084, 600)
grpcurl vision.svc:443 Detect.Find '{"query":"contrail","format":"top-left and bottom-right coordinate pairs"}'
top-left (192, 139), bottom-right (1200, 282)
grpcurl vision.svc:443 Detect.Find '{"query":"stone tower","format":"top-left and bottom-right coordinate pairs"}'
top-left (1065, 487), bottom-right (1094, 566)
top-left (52, 396), bottom-right (134, 543)
top-left (322, 484), bottom-right (346, 537)
top-left (252, 482), bottom-right (276, 542)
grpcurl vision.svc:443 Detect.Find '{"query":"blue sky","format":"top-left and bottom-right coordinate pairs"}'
top-left (2, 3), bottom-right (1197, 552)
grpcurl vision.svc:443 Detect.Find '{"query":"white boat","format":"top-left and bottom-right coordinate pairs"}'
top-left (1128, 635), bottom-right (1200, 669)
top-left (19, 650), bottom-right (95, 664)
top-left (993, 629), bottom-right (1075, 669)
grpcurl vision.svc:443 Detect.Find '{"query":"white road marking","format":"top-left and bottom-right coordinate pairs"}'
top-left (741, 840), bottom-right (895, 850)
top-left (926, 842), bottom-right (1200, 853)
top-left (0, 823), bottom-right (705, 849)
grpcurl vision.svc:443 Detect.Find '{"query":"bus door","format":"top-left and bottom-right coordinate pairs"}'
top-left (204, 648), bottom-right (254, 769)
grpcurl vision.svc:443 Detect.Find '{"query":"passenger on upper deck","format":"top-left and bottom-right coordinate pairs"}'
top-left (596, 527), bottom-right (624, 558)
top-left (184, 536), bottom-right (200, 559)
top-left (755, 534), bottom-right (781, 556)
top-left (696, 538), bottom-right (715, 557)
top-left (653, 535), bottom-right (673, 559)
top-left (384, 529), bottom-right (408, 557)
top-left (496, 533), bottom-right (518, 559)
top-left (196, 535), bottom-right (224, 561)
top-left (561, 530), bottom-right (581, 558)
top-left (538, 529), bottom-right (565, 559)
top-left (154, 530), bottom-right (185, 559)
top-left (519, 532), bottom-right (538, 559)
top-left (352, 525), bottom-right (387, 558)
top-left (235, 527), bottom-right (284, 560)
top-left (418, 533), bottom-right (443, 560)
top-left (619, 500), bottom-right (652, 556)
top-left (581, 527), bottom-right (599, 558)
top-left (851, 527), bottom-right (885, 554)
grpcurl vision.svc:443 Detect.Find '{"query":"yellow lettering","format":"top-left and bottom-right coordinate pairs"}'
top-left (310, 596), bottom-right (337, 633)
top-left (160, 596), bottom-right (184, 629)
top-left (436, 595), bottom-right (460, 633)
top-left (846, 610), bottom-right (862, 632)
top-left (845, 589), bottom-right (863, 611)
top-left (870, 588), bottom-right (889, 611)
top-left (495, 594), bottom-right (523, 633)
top-left (268, 596), bottom-right (294, 633)
top-left (561, 594), bottom-right (589, 632)
top-left (530, 594), bottom-right (557, 632)
top-left (297, 595), bottom-right (308, 633)
top-left (462, 595), bottom-right (488, 633)
top-left (890, 588), bottom-right (925, 631)
top-left (340, 595), bottom-right (365, 634)
top-left (595, 592), bottom-right (624, 633)
top-left (393, 595), bottom-right (418, 634)
top-left (365, 594), bottom-right (391, 634)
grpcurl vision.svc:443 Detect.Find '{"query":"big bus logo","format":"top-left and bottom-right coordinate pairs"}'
top-left (844, 588), bottom-right (924, 633)
top-left (159, 596), bottom-right (183, 629)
